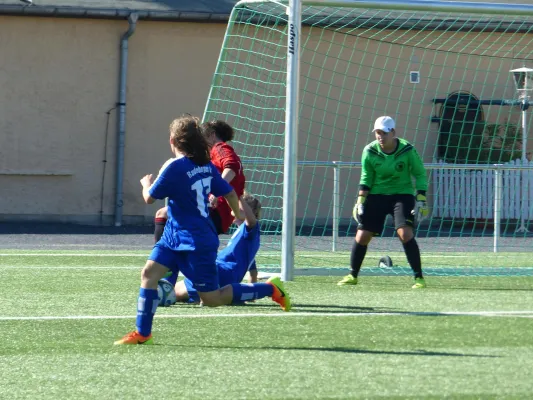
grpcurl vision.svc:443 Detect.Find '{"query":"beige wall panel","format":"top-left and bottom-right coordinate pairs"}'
top-left (1, 8), bottom-right (532, 225)
top-left (0, 16), bottom-right (226, 223)
top-left (123, 21), bottom-right (226, 219)
top-left (0, 16), bottom-right (123, 221)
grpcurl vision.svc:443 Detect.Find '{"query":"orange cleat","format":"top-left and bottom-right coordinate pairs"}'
top-left (266, 276), bottom-right (292, 312)
top-left (114, 330), bottom-right (154, 345)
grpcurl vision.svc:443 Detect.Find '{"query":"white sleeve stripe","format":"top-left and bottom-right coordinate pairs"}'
top-left (157, 158), bottom-right (177, 176)
top-left (151, 157), bottom-right (181, 189)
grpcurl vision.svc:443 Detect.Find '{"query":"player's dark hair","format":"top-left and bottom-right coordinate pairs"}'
top-left (169, 116), bottom-right (210, 165)
top-left (201, 120), bottom-right (235, 143)
top-left (242, 191), bottom-right (262, 219)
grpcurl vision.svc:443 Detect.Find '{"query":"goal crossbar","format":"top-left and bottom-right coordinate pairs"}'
top-left (236, 0), bottom-right (533, 16)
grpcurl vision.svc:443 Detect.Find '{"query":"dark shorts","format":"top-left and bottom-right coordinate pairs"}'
top-left (209, 209), bottom-right (224, 235)
top-left (358, 194), bottom-right (415, 235)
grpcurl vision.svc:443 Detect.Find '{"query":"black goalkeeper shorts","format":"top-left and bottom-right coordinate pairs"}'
top-left (358, 194), bottom-right (415, 235)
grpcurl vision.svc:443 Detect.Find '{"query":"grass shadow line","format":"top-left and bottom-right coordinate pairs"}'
top-left (158, 343), bottom-right (498, 358)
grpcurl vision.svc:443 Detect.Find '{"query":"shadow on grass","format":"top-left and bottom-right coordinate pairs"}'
top-left (428, 286), bottom-right (533, 292)
top-left (167, 305), bottom-right (533, 320)
top-left (159, 343), bottom-right (497, 358)
top-left (241, 302), bottom-right (395, 313)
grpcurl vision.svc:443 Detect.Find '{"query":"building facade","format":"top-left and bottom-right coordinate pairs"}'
top-left (1, 0), bottom-right (532, 225)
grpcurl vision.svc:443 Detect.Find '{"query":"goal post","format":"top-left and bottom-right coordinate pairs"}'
top-left (281, 0), bottom-right (302, 282)
top-left (204, 0), bottom-right (533, 280)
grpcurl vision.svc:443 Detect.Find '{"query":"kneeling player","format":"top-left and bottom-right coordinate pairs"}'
top-left (165, 192), bottom-right (277, 306)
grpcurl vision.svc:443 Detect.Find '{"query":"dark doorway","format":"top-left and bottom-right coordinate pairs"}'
top-left (437, 91), bottom-right (485, 163)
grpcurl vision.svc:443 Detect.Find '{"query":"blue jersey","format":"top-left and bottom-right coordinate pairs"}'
top-left (217, 222), bottom-right (260, 287)
top-left (149, 156), bottom-right (233, 251)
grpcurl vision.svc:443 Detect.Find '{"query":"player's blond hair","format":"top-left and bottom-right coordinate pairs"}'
top-left (242, 191), bottom-right (262, 220)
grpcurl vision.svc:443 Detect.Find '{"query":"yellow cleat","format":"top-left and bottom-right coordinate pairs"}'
top-left (267, 277), bottom-right (292, 312)
top-left (337, 274), bottom-right (358, 286)
top-left (114, 330), bottom-right (154, 345)
top-left (412, 277), bottom-right (427, 289)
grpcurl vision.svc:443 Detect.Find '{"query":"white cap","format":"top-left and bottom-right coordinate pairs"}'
top-left (372, 116), bottom-right (395, 132)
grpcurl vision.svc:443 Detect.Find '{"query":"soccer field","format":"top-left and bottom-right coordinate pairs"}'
top-left (1, 250), bottom-right (533, 399)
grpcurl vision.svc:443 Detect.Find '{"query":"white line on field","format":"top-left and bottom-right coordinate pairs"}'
top-left (0, 253), bottom-right (527, 258)
top-left (0, 310), bottom-right (532, 321)
top-left (0, 266), bottom-right (141, 270)
top-left (268, 254), bottom-right (529, 258)
top-left (294, 255), bottom-right (473, 258)
top-left (0, 253), bottom-right (148, 257)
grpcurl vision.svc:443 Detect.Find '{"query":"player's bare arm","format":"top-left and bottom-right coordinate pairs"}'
top-left (224, 190), bottom-right (244, 220)
top-left (140, 174), bottom-right (156, 204)
top-left (221, 168), bottom-right (236, 183)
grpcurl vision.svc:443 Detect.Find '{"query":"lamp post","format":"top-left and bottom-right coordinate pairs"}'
top-left (510, 67), bottom-right (533, 233)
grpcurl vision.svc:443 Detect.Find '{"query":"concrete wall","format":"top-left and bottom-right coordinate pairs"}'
top-left (0, 9), bottom-right (531, 226)
top-left (0, 16), bottom-right (226, 224)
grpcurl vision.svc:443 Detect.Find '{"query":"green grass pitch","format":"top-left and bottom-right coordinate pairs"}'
top-left (1, 250), bottom-right (532, 399)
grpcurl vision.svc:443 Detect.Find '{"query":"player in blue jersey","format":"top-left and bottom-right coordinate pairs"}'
top-left (173, 191), bottom-right (262, 304)
top-left (114, 116), bottom-right (290, 345)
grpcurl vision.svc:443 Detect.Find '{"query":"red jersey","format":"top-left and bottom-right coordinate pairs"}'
top-left (210, 142), bottom-right (246, 233)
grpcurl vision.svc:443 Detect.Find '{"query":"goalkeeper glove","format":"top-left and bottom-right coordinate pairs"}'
top-left (353, 196), bottom-right (366, 225)
top-left (414, 193), bottom-right (429, 223)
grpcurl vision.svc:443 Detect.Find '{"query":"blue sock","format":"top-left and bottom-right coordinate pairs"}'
top-left (135, 287), bottom-right (158, 337)
top-left (164, 271), bottom-right (178, 286)
top-left (231, 283), bottom-right (274, 304)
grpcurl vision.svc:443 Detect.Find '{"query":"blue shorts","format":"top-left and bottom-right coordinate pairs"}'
top-left (149, 243), bottom-right (219, 293)
top-left (184, 278), bottom-right (200, 303)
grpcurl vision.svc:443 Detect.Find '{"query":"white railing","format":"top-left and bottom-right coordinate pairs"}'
top-left (247, 160), bottom-right (533, 253)
top-left (432, 159), bottom-right (533, 220)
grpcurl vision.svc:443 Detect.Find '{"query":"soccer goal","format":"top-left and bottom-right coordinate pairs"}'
top-left (203, 0), bottom-right (533, 279)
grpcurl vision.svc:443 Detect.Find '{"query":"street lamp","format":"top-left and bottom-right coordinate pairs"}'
top-left (510, 67), bottom-right (533, 233)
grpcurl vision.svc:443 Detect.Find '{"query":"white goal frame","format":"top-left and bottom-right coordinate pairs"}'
top-left (231, 0), bottom-right (533, 281)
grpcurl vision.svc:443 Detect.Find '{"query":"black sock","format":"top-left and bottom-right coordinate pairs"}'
top-left (403, 238), bottom-right (423, 279)
top-left (350, 241), bottom-right (367, 278)
top-left (154, 217), bottom-right (166, 243)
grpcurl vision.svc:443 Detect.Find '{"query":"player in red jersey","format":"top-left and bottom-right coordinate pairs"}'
top-left (153, 120), bottom-right (245, 241)
top-left (203, 120), bottom-right (246, 234)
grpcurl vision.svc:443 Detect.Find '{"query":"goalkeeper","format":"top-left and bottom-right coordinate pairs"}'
top-left (338, 116), bottom-right (429, 289)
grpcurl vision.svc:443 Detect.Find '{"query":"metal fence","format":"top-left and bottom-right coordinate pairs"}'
top-left (432, 159), bottom-right (533, 220)
top-left (247, 160), bottom-right (533, 252)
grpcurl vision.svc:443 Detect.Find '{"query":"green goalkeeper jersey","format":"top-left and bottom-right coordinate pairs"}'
top-left (360, 138), bottom-right (428, 195)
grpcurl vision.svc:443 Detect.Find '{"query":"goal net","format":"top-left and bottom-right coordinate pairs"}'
top-left (203, 0), bottom-right (533, 278)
